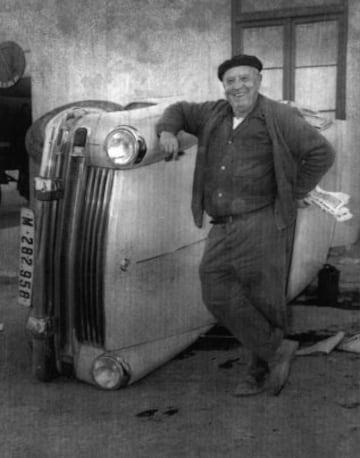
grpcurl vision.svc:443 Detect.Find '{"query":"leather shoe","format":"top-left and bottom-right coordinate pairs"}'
top-left (233, 373), bottom-right (266, 397)
top-left (268, 339), bottom-right (299, 395)
top-left (248, 353), bottom-right (269, 380)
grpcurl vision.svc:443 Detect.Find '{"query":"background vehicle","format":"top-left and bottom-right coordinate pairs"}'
top-left (0, 100), bottom-right (31, 205)
top-left (0, 43), bottom-right (30, 205)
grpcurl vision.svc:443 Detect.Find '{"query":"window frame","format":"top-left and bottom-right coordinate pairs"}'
top-left (231, 1), bottom-right (348, 119)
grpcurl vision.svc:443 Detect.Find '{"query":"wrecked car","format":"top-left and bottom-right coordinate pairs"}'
top-left (20, 100), bottom-right (335, 389)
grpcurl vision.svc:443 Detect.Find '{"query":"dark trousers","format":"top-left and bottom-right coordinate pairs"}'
top-left (199, 205), bottom-right (294, 363)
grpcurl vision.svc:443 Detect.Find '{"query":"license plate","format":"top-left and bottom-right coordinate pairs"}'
top-left (18, 207), bottom-right (35, 306)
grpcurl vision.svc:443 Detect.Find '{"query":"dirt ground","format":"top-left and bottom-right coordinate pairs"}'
top-left (1, 184), bottom-right (360, 458)
top-left (1, 277), bottom-right (360, 458)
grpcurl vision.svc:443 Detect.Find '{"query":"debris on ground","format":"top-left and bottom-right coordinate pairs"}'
top-left (337, 333), bottom-right (360, 353)
top-left (296, 331), bottom-right (360, 356)
top-left (297, 331), bottom-right (345, 355)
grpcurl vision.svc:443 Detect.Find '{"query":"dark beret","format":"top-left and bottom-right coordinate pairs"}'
top-left (218, 54), bottom-right (263, 81)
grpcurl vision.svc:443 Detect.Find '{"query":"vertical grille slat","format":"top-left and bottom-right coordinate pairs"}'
top-left (95, 170), bottom-right (113, 339)
top-left (75, 166), bottom-right (114, 346)
top-left (79, 168), bottom-right (96, 342)
top-left (85, 168), bottom-right (100, 343)
top-left (88, 168), bottom-right (105, 343)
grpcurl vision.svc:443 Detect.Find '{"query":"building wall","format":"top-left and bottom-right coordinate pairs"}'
top-left (233, 0), bottom-right (360, 245)
top-left (0, 0), bottom-right (359, 244)
top-left (329, 0), bottom-right (360, 245)
top-left (0, 0), bottom-right (230, 118)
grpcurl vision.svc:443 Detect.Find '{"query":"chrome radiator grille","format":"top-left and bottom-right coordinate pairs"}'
top-left (75, 166), bottom-right (114, 346)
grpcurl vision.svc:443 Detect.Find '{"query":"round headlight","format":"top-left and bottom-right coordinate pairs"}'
top-left (92, 355), bottom-right (130, 390)
top-left (105, 126), bottom-right (146, 167)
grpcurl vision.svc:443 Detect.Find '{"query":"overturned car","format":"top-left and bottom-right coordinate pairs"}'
top-left (20, 100), bottom-right (335, 390)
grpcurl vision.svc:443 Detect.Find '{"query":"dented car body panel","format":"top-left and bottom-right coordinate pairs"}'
top-left (25, 102), bottom-right (215, 388)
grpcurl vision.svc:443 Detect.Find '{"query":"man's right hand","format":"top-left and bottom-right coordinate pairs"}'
top-left (159, 131), bottom-right (180, 161)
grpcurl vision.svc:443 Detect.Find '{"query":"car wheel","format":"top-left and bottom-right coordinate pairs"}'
top-left (32, 337), bottom-right (58, 382)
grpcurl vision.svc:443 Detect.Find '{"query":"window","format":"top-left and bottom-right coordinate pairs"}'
top-left (232, 1), bottom-right (348, 119)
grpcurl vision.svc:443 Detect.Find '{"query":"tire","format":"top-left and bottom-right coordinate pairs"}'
top-left (32, 337), bottom-right (59, 382)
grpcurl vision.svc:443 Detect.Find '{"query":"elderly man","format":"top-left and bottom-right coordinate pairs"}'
top-left (156, 54), bottom-right (335, 396)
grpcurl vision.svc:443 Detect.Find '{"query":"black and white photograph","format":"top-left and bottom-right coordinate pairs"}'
top-left (1, 1), bottom-right (359, 457)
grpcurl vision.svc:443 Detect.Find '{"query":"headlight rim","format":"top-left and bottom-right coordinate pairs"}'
top-left (104, 125), bottom-right (146, 168)
top-left (92, 354), bottom-right (131, 390)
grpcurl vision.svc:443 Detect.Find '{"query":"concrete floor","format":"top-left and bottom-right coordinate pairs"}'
top-left (1, 182), bottom-right (360, 458)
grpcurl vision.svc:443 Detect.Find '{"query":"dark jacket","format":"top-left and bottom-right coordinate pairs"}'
top-left (156, 95), bottom-right (336, 229)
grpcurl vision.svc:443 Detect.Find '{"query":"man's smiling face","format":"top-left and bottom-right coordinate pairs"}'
top-left (223, 66), bottom-right (262, 117)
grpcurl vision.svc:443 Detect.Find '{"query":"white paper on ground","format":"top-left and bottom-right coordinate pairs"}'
top-left (337, 333), bottom-right (360, 354)
top-left (296, 331), bottom-right (345, 356)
